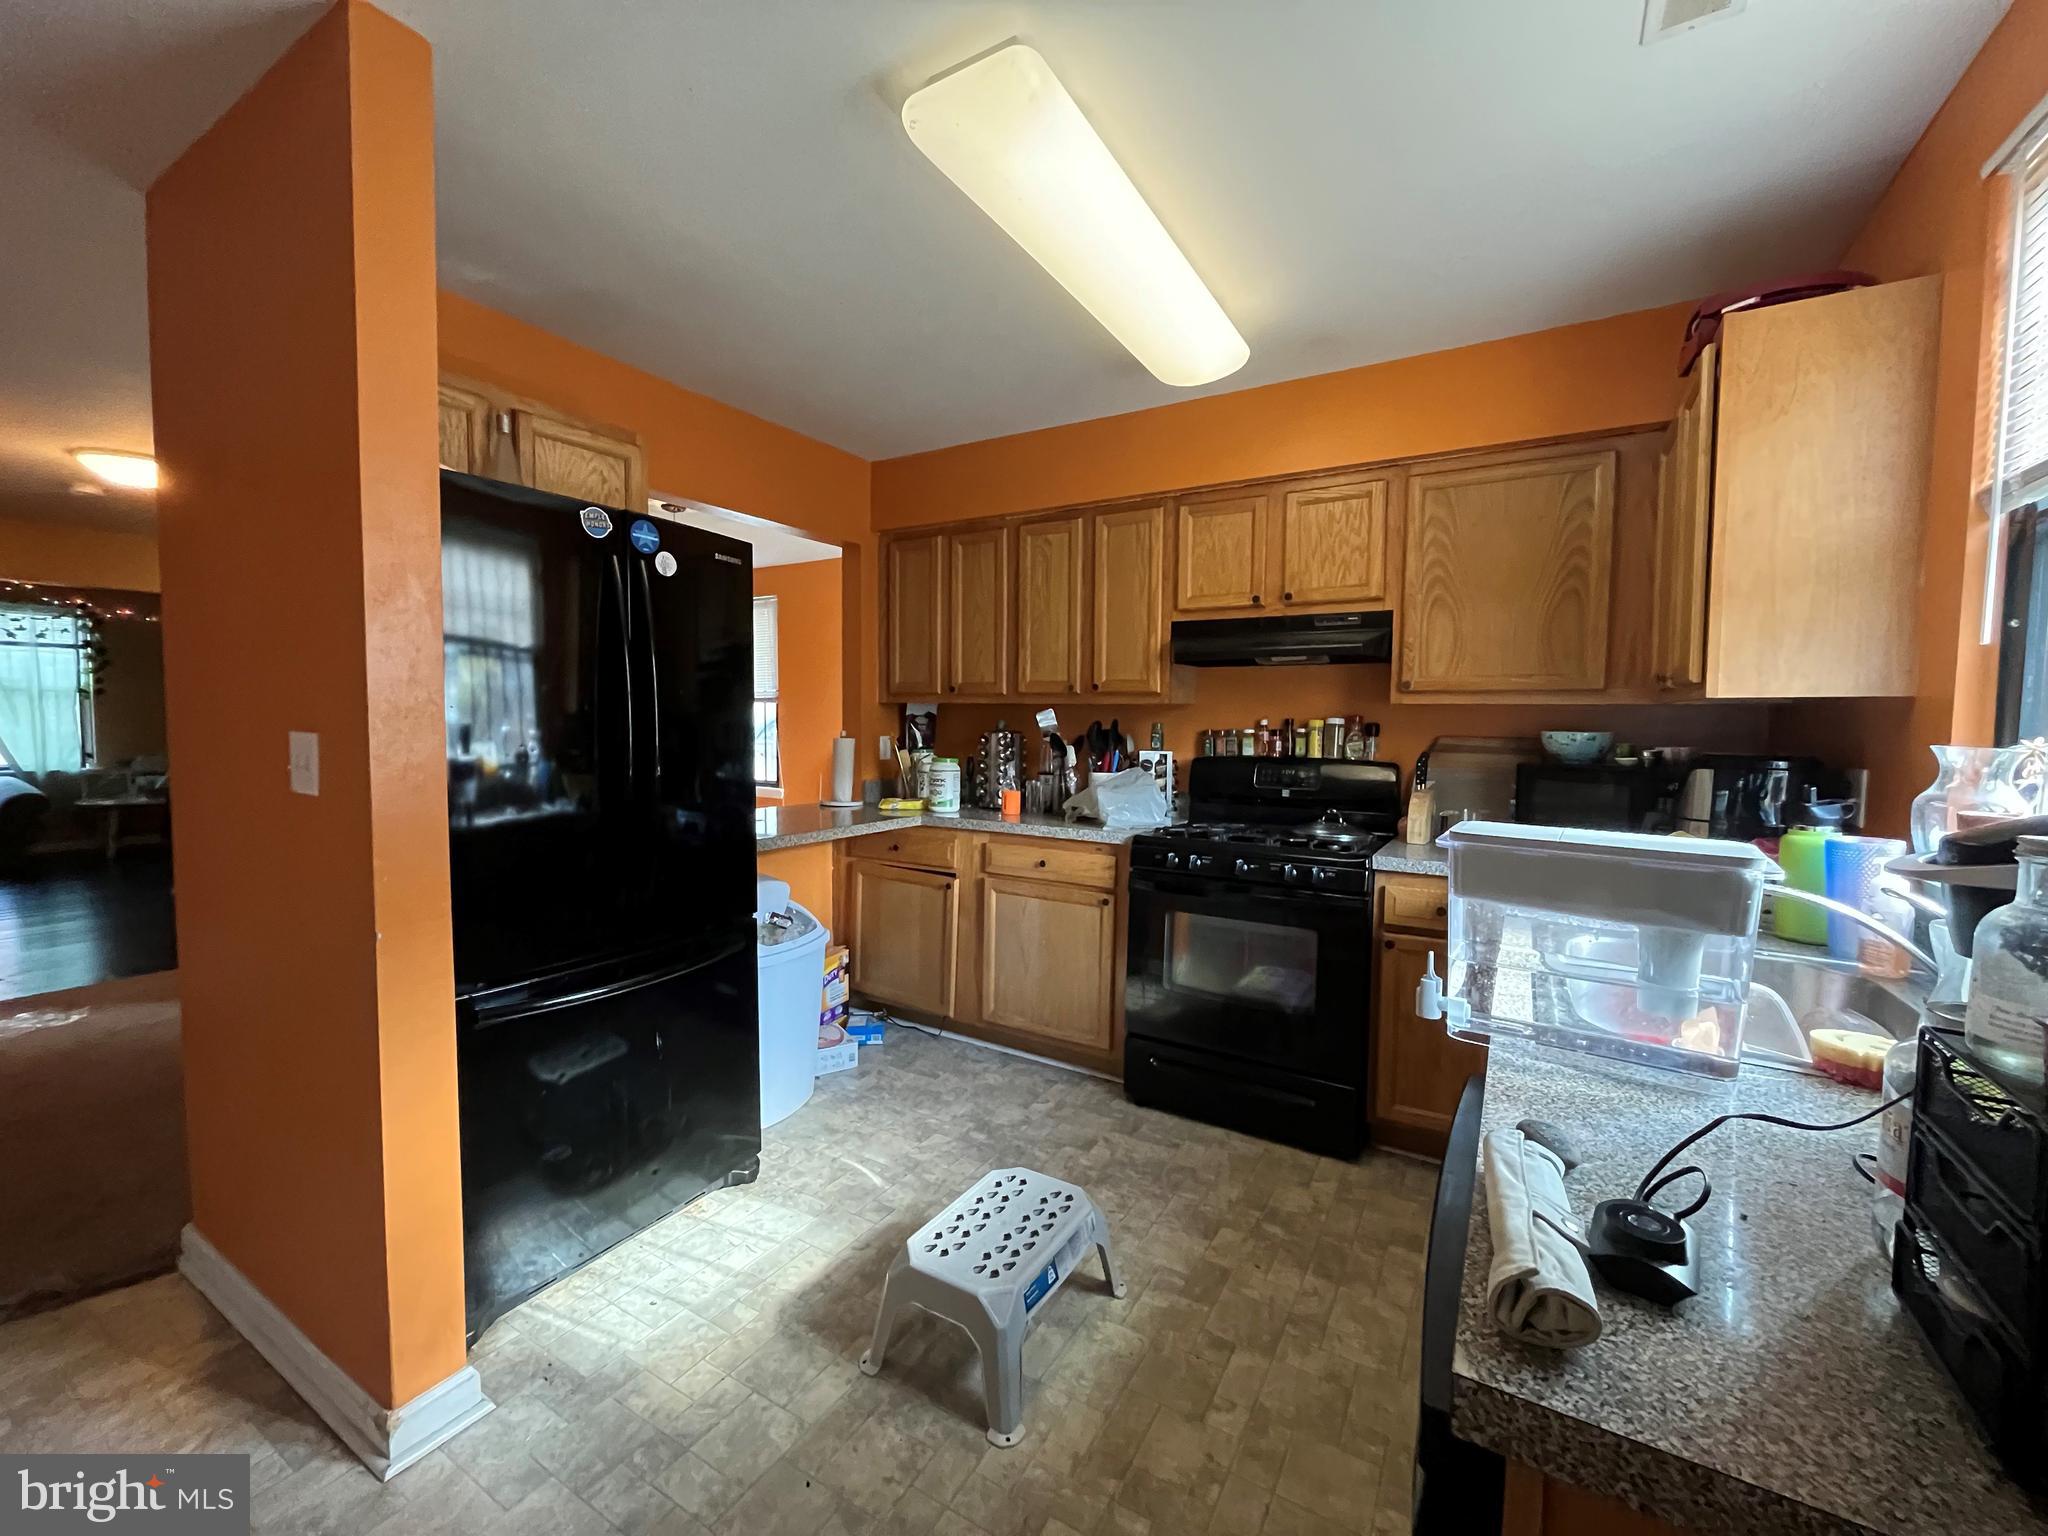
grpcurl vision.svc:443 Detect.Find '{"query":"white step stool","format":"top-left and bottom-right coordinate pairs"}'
top-left (859, 1167), bottom-right (1126, 1447)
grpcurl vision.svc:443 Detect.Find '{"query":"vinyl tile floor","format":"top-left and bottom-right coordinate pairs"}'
top-left (0, 1028), bottom-right (1434, 1536)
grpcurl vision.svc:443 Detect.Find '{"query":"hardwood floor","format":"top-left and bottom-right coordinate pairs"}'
top-left (0, 1029), bottom-right (1431, 1535)
top-left (0, 851), bottom-right (178, 1003)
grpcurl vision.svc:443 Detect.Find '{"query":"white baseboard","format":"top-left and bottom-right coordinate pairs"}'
top-left (178, 1225), bottom-right (493, 1480)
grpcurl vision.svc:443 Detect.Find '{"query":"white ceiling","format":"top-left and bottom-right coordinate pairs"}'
top-left (652, 500), bottom-right (841, 569)
top-left (0, 0), bottom-right (2011, 534)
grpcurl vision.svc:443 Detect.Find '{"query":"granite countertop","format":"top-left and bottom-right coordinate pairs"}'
top-left (1454, 1040), bottom-right (2041, 1535)
top-left (1372, 838), bottom-right (1449, 876)
top-left (754, 802), bottom-right (1147, 852)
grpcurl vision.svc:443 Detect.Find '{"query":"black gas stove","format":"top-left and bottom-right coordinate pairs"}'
top-left (1123, 757), bottom-right (1402, 1157)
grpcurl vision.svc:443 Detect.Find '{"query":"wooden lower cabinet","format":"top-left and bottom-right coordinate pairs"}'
top-left (1371, 874), bottom-right (1485, 1157)
top-left (1503, 1462), bottom-right (1684, 1536)
top-left (979, 875), bottom-right (1117, 1051)
top-left (846, 859), bottom-right (957, 1017)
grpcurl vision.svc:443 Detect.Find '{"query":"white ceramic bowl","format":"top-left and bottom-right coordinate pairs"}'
top-left (1541, 730), bottom-right (1613, 764)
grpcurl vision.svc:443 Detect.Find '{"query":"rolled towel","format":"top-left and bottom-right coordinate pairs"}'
top-left (1481, 1128), bottom-right (1602, 1350)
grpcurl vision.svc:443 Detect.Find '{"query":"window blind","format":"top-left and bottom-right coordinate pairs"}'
top-left (2002, 138), bottom-right (2048, 509)
top-left (752, 596), bottom-right (778, 700)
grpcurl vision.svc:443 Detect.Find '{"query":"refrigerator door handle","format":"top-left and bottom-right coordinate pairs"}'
top-left (630, 556), bottom-right (660, 802)
top-left (599, 550), bottom-right (634, 803)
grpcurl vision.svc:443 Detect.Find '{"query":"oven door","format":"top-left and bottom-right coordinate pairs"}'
top-left (1123, 870), bottom-right (1370, 1084)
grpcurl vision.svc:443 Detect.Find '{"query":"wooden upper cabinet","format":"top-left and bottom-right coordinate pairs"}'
top-left (1175, 491), bottom-right (1268, 611)
top-left (1653, 345), bottom-right (1716, 693)
top-left (945, 525), bottom-right (1009, 698)
top-left (437, 381), bottom-right (492, 474)
top-left (1401, 452), bottom-right (1616, 693)
top-left (1278, 477), bottom-right (1388, 606)
top-left (512, 409), bottom-right (647, 511)
top-left (1015, 514), bottom-right (1086, 696)
top-left (1704, 276), bottom-right (1937, 698)
top-left (1091, 502), bottom-right (1167, 695)
top-left (884, 532), bottom-right (946, 699)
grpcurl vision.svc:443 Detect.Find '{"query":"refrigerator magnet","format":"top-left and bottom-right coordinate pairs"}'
top-left (630, 518), bottom-right (661, 553)
top-left (578, 506), bottom-right (613, 538)
top-left (654, 550), bottom-right (677, 577)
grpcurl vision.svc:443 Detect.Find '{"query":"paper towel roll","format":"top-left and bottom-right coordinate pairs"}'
top-left (830, 733), bottom-right (857, 804)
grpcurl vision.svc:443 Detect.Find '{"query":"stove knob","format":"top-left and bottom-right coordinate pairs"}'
top-left (1234, 857), bottom-right (1255, 877)
top-left (1164, 850), bottom-right (1182, 869)
top-left (1188, 854), bottom-right (1209, 872)
top-left (1281, 863), bottom-right (1302, 883)
top-left (1311, 866), bottom-right (1337, 886)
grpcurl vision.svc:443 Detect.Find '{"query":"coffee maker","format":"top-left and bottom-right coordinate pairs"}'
top-left (1678, 755), bottom-right (1843, 841)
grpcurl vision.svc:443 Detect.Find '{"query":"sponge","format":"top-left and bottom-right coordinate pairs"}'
top-left (1809, 1027), bottom-right (1890, 1090)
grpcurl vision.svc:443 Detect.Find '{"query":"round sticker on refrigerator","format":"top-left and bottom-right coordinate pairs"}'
top-left (654, 550), bottom-right (677, 577)
top-left (629, 518), bottom-right (661, 554)
top-left (578, 506), bottom-right (613, 539)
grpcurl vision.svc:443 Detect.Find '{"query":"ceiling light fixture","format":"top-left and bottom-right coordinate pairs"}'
top-left (902, 43), bottom-right (1248, 388)
top-left (70, 449), bottom-right (159, 491)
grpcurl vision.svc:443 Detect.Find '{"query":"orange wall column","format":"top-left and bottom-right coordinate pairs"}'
top-left (146, 0), bottom-right (464, 1411)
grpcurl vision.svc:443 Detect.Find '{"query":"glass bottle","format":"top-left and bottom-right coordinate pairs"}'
top-left (1870, 1030), bottom-right (1918, 1262)
top-left (1909, 745), bottom-right (1964, 854)
top-left (1308, 719), bottom-right (1324, 758)
top-left (1964, 834), bottom-right (2048, 1083)
top-left (1239, 725), bottom-right (1255, 756)
top-left (1343, 718), bottom-right (1366, 761)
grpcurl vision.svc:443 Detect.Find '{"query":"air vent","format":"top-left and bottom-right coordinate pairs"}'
top-left (1641, 0), bottom-right (1745, 44)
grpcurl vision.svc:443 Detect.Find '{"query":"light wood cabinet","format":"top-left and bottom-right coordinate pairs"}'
top-left (1175, 490), bottom-right (1269, 611)
top-left (978, 875), bottom-right (1117, 1051)
top-left (1278, 477), bottom-right (1387, 606)
top-left (1653, 344), bottom-right (1716, 693)
top-left (946, 524), bottom-right (1009, 699)
top-left (1399, 451), bottom-right (1615, 694)
top-left (883, 532), bottom-right (945, 699)
top-left (437, 381), bottom-right (492, 474)
top-left (512, 408), bottom-right (647, 510)
top-left (1014, 515), bottom-right (1087, 696)
top-left (846, 859), bottom-right (957, 1017)
top-left (1371, 874), bottom-right (1484, 1157)
top-left (1091, 502), bottom-right (1167, 695)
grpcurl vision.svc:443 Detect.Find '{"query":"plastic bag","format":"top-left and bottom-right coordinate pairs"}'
top-left (1063, 767), bottom-right (1170, 828)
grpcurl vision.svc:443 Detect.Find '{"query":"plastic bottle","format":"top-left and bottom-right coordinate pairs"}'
top-left (1964, 834), bottom-right (2048, 1083)
top-left (1870, 1030), bottom-right (1918, 1262)
top-left (1773, 819), bottom-right (1838, 945)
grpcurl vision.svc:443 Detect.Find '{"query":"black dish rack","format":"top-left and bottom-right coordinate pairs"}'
top-left (1894, 1028), bottom-right (2048, 1485)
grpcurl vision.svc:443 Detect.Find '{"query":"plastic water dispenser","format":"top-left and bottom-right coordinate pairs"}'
top-left (1417, 822), bottom-right (1774, 1078)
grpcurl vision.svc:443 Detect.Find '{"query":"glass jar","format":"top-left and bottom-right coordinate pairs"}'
top-left (1963, 835), bottom-right (2048, 1083)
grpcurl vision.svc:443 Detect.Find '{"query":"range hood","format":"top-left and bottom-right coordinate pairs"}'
top-left (1170, 610), bottom-right (1393, 668)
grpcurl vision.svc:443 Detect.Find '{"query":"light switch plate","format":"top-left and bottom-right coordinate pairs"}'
top-left (289, 731), bottom-right (319, 796)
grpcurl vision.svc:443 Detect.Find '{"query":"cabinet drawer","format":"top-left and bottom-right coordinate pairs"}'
top-left (848, 825), bottom-right (964, 872)
top-left (984, 838), bottom-right (1117, 890)
top-left (1380, 875), bottom-right (1449, 933)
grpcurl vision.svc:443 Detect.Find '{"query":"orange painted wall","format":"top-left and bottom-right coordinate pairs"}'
top-left (1775, 0), bottom-right (2048, 834)
top-left (147, 0), bottom-right (463, 1409)
top-left (0, 517), bottom-right (160, 591)
top-left (755, 558), bottom-right (843, 805)
top-left (759, 843), bottom-right (835, 934)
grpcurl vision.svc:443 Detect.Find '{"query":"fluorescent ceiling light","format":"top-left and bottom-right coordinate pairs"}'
top-left (71, 449), bottom-right (158, 490)
top-left (903, 43), bottom-right (1248, 388)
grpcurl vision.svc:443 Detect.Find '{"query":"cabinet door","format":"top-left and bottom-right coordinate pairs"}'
top-left (848, 861), bottom-right (956, 1016)
top-left (978, 875), bottom-right (1115, 1050)
top-left (1174, 491), bottom-right (1268, 611)
top-left (1373, 928), bottom-right (1486, 1147)
top-left (1091, 502), bottom-right (1167, 695)
top-left (1400, 452), bottom-right (1615, 693)
top-left (1653, 346), bottom-right (1715, 691)
top-left (437, 381), bottom-right (492, 474)
top-left (1278, 477), bottom-right (1387, 606)
top-left (1015, 515), bottom-right (1086, 696)
top-left (945, 525), bottom-right (1009, 699)
top-left (884, 532), bottom-right (946, 699)
top-left (512, 409), bottom-right (647, 510)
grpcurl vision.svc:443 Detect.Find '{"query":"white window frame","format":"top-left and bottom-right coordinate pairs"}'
top-left (1981, 95), bottom-right (2048, 642)
top-left (752, 595), bottom-right (780, 789)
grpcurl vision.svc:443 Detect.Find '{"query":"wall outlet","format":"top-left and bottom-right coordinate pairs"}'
top-left (289, 731), bottom-right (319, 796)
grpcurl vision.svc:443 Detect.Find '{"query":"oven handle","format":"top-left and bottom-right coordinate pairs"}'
top-left (1139, 1051), bottom-right (1323, 1111)
top-left (1128, 870), bottom-right (1367, 912)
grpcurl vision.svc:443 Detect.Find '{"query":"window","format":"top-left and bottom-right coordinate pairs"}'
top-left (0, 602), bottom-right (95, 774)
top-left (752, 595), bottom-right (779, 786)
top-left (1991, 106), bottom-right (2048, 741)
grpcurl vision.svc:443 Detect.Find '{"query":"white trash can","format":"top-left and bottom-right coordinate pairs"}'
top-left (756, 890), bottom-right (828, 1128)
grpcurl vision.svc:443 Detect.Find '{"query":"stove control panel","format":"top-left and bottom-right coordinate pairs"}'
top-left (1131, 839), bottom-right (1371, 895)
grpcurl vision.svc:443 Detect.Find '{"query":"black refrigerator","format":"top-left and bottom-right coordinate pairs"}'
top-left (440, 471), bottom-right (759, 1339)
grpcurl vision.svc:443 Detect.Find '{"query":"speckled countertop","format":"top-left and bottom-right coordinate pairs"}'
top-left (1454, 1040), bottom-right (2043, 1535)
top-left (1372, 838), bottom-right (1449, 876)
top-left (755, 802), bottom-right (1147, 852)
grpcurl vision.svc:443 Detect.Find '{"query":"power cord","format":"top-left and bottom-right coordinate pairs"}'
top-left (1633, 1093), bottom-right (1907, 1222)
top-left (851, 1004), bottom-right (944, 1040)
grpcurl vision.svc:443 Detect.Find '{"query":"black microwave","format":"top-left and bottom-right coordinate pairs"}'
top-left (1514, 763), bottom-right (1681, 833)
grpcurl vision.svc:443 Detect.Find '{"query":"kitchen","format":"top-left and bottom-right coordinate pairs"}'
top-left (4, 3), bottom-right (2048, 1535)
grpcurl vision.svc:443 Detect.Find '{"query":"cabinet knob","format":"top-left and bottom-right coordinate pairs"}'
top-left (1036, 858), bottom-right (1047, 868)
top-left (1283, 591), bottom-right (1294, 602)
top-left (948, 685), bottom-right (957, 693)
top-left (1251, 594), bottom-right (1263, 607)
top-left (1091, 682), bottom-right (1100, 691)
top-left (888, 843), bottom-right (900, 852)
top-left (1099, 897), bottom-right (1110, 908)
top-left (1383, 939), bottom-right (1394, 950)
top-left (1435, 905), bottom-right (1447, 917)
